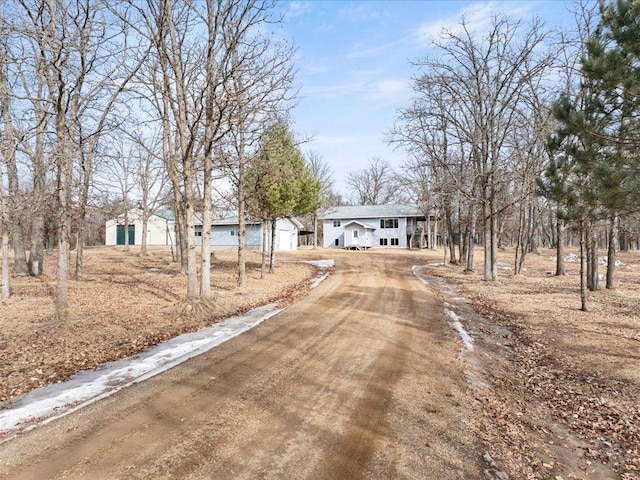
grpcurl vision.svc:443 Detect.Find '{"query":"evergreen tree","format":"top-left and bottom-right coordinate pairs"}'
top-left (246, 119), bottom-right (320, 274)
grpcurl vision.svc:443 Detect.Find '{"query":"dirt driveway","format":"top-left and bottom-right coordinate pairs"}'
top-left (0, 251), bottom-right (484, 479)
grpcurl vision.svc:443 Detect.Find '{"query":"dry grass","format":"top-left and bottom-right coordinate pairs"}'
top-left (0, 246), bottom-right (316, 403)
top-left (420, 246), bottom-right (640, 479)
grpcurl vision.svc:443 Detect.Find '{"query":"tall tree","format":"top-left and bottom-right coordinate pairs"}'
top-left (393, 15), bottom-right (554, 280)
top-left (0, 165), bottom-right (9, 299)
top-left (345, 157), bottom-right (399, 206)
top-left (246, 118), bottom-right (319, 273)
top-left (306, 151), bottom-right (335, 249)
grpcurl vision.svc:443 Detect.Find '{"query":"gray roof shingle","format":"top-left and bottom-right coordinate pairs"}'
top-left (319, 205), bottom-right (424, 220)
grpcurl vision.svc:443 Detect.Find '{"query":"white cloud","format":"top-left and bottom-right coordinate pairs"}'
top-left (303, 76), bottom-right (408, 104)
top-left (364, 78), bottom-right (409, 102)
top-left (286, 1), bottom-right (315, 19)
top-left (347, 38), bottom-right (406, 59)
top-left (416, 1), bottom-right (537, 43)
top-left (337, 3), bottom-right (383, 22)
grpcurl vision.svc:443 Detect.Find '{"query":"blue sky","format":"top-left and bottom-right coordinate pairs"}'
top-left (274, 0), bottom-right (581, 197)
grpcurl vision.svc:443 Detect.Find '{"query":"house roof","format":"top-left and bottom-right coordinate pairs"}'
top-left (320, 204), bottom-right (425, 220)
top-left (195, 211), bottom-right (304, 229)
top-left (154, 209), bottom-right (175, 221)
top-left (342, 220), bottom-right (376, 230)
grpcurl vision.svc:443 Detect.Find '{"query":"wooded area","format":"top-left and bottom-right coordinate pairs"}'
top-left (0, 0), bottom-right (320, 313)
top-left (1, 0), bottom-right (639, 314)
top-left (389, 0), bottom-right (640, 310)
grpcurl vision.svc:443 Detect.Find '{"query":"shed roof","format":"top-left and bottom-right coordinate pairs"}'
top-left (320, 204), bottom-right (424, 220)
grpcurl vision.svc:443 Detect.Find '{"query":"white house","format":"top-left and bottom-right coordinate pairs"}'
top-left (196, 213), bottom-right (302, 252)
top-left (105, 208), bottom-right (175, 246)
top-left (320, 205), bottom-right (427, 249)
top-left (106, 209), bottom-right (301, 252)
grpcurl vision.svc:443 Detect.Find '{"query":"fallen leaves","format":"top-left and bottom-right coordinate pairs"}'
top-left (428, 247), bottom-right (640, 480)
top-left (0, 248), bottom-right (316, 405)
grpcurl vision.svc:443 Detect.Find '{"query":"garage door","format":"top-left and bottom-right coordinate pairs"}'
top-left (278, 229), bottom-right (292, 251)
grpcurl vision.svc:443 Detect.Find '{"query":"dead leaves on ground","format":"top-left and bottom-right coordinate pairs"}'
top-left (429, 248), bottom-right (640, 479)
top-left (0, 248), bottom-right (315, 405)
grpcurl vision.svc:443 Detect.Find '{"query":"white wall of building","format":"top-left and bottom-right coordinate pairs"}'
top-left (323, 217), bottom-right (408, 248)
top-left (105, 209), bottom-right (174, 246)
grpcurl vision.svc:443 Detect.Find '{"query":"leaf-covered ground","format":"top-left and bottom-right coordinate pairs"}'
top-left (2, 245), bottom-right (639, 480)
top-left (0, 247), bottom-right (316, 404)
top-left (423, 247), bottom-right (640, 480)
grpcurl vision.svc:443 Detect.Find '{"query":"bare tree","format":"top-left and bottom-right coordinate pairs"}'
top-left (0, 165), bottom-right (9, 299)
top-left (306, 151), bottom-right (335, 249)
top-left (345, 157), bottom-right (398, 206)
top-left (126, 0), bottom-right (291, 301)
top-left (127, 130), bottom-right (169, 254)
top-left (395, 15), bottom-right (554, 280)
top-left (0, 37), bottom-right (28, 276)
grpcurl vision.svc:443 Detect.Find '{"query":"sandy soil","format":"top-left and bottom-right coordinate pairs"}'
top-left (420, 246), bottom-right (640, 480)
top-left (0, 250), bottom-right (483, 479)
top-left (0, 247), bottom-right (316, 403)
top-left (1, 246), bottom-right (638, 479)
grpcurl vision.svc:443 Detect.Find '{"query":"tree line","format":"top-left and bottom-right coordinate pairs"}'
top-left (388, 0), bottom-right (640, 310)
top-left (0, 0), bottom-right (322, 313)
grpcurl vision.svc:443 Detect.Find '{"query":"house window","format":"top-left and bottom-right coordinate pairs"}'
top-left (391, 238), bottom-right (399, 246)
top-left (230, 230), bottom-right (235, 236)
top-left (334, 238), bottom-right (339, 246)
top-left (333, 220), bottom-right (341, 227)
top-left (353, 230), bottom-right (358, 238)
top-left (195, 230), bottom-right (202, 237)
top-left (379, 238), bottom-right (388, 246)
top-left (380, 218), bottom-right (399, 229)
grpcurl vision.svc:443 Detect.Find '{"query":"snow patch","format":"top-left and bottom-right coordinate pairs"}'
top-left (1, 262), bottom-right (334, 438)
top-left (565, 253), bottom-right (579, 263)
top-left (412, 266), bottom-right (474, 351)
top-left (303, 259), bottom-right (334, 289)
top-left (411, 265), bottom-right (430, 286)
top-left (444, 308), bottom-right (474, 351)
top-left (303, 259), bottom-right (334, 269)
top-left (0, 302), bottom-right (284, 437)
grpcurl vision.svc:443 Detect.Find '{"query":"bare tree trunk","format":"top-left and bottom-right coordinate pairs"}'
top-left (490, 193), bottom-right (498, 280)
top-left (185, 192), bottom-right (198, 299)
top-left (141, 215), bottom-right (148, 254)
top-left (0, 53), bottom-right (28, 276)
top-left (465, 202), bottom-right (475, 272)
top-left (200, 159), bottom-right (213, 299)
top-left (555, 215), bottom-right (565, 276)
top-left (0, 168), bottom-right (9, 298)
top-left (269, 217), bottom-right (277, 273)
top-left (123, 208), bottom-right (130, 250)
top-left (482, 197), bottom-right (492, 281)
top-left (514, 199), bottom-right (528, 275)
top-left (586, 223), bottom-right (598, 292)
top-left (580, 221), bottom-right (587, 312)
top-left (75, 227), bottom-right (85, 279)
top-left (56, 151), bottom-right (73, 313)
top-left (237, 164), bottom-right (247, 287)
top-left (1, 227), bottom-right (8, 299)
top-left (444, 204), bottom-right (457, 264)
top-left (606, 214), bottom-right (617, 290)
top-left (313, 213), bottom-right (318, 250)
top-left (261, 220), bottom-right (268, 279)
top-left (441, 207), bottom-right (448, 265)
top-left (528, 203), bottom-right (539, 254)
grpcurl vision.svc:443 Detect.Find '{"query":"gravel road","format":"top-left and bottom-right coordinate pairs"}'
top-left (0, 251), bottom-right (483, 479)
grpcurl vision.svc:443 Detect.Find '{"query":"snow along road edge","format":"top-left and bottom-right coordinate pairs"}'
top-left (0, 260), bottom-right (334, 440)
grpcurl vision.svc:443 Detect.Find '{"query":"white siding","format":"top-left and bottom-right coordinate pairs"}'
top-left (323, 217), bottom-right (408, 248)
top-left (105, 209), bottom-right (173, 246)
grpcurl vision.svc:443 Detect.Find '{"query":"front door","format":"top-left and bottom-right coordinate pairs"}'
top-left (352, 229), bottom-right (359, 245)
